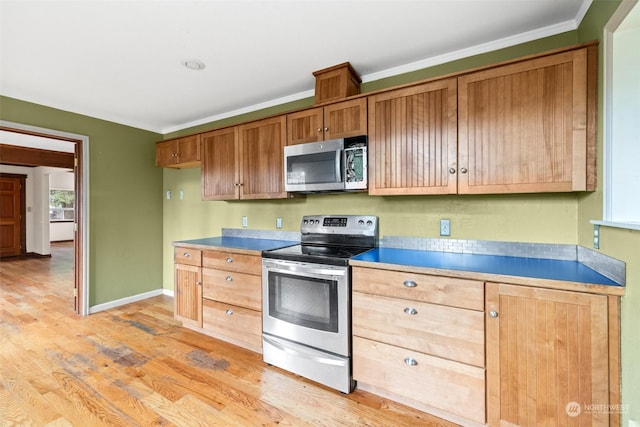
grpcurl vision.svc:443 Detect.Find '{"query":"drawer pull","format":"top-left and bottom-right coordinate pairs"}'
top-left (403, 280), bottom-right (417, 288)
top-left (225, 309), bottom-right (234, 315)
top-left (404, 357), bottom-right (418, 366)
top-left (183, 252), bottom-right (190, 257)
top-left (226, 257), bottom-right (233, 263)
top-left (226, 275), bottom-right (233, 282)
top-left (489, 310), bottom-right (499, 318)
top-left (404, 307), bottom-right (418, 315)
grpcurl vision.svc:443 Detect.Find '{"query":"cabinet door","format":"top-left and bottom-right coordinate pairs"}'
top-left (486, 282), bottom-right (609, 426)
top-left (287, 107), bottom-right (324, 145)
top-left (238, 116), bottom-right (287, 199)
top-left (368, 79), bottom-right (458, 195)
top-left (176, 134), bottom-right (201, 165)
top-left (458, 48), bottom-right (594, 194)
top-left (201, 127), bottom-right (239, 200)
top-left (323, 98), bottom-right (367, 140)
top-left (174, 263), bottom-right (202, 328)
top-left (155, 140), bottom-right (178, 167)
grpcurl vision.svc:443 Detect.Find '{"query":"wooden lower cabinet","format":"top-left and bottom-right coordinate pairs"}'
top-left (173, 246), bottom-right (263, 353)
top-left (486, 282), bottom-right (611, 427)
top-left (201, 249), bottom-right (263, 353)
top-left (352, 266), bottom-right (486, 425)
top-left (353, 336), bottom-right (486, 424)
top-left (173, 247), bottom-right (202, 328)
top-left (202, 299), bottom-right (262, 351)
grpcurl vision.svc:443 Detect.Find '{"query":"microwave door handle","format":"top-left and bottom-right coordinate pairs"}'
top-left (336, 149), bottom-right (343, 183)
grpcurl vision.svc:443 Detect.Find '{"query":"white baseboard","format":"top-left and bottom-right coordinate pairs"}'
top-left (163, 289), bottom-right (174, 297)
top-left (89, 288), bottom-right (165, 314)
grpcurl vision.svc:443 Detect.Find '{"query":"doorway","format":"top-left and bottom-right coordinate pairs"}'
top-left (0, 121), bottom-right (89, 316)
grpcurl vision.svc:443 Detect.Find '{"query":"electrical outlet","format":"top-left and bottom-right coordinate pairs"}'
top-left (165, 190), bottom-right (171, 200)
top-left (593, 224), bottom-right (600, 249)
top-left (276, 217), bottom-right (283, 229)
top-left (242, 216), bottom-right (248, 228)
top-left (440, 219), bottom-right (451, 236)
top-left (179, 190), bottom-right (184, 200)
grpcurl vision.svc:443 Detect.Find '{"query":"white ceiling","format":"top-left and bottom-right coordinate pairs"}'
top-left (1, 0), bottom-right (593, 135)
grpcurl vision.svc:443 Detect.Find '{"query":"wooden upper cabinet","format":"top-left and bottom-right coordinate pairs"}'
top-left (458, 46), bottom-right (596, 194)
top-left (368, 79), bottom-right (458, 195)
top-left (156, 134), bottom-right (201, 168)
top-left (238, 116), bottom-right (287, 200)
top-left (486, 282), bottom-right (610, 426)
top-left (287, 98), bottom-right (367, 145)
top-left (201, 127), bottom-right (240, 200)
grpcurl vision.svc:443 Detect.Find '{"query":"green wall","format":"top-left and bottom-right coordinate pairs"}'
top-left (0, 96), bottom-right (164, 306)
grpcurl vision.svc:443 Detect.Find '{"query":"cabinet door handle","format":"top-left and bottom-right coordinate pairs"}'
top-left (226, 257), bottom-right (233, 263)
top-left (449, 167), bottom-right (456, 174)
top-left (225, 309), bottom-right (234, 315)
top-left (183, 252), bottom-right (190, 257)
top-left (196, 281), bottom-right (202, 286)
top-left (226, 275), bottom-right (233, 282)
top-left (460, 167), bottom-right (468, 174)
top-left (404, 307), bottom-right (418, 315)
top-left (317, 128), bottom-right (322, 133)
top-left (404, 357), bottom-right (418, 366)
top-left (324, 127), bottom-right (329, 132)
top-left (403, 280), bottom-right (417, 288)
top-left (489, 310), bottom-right (499, 318)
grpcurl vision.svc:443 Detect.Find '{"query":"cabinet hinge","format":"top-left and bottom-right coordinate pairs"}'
top-left (74, 157), bottom-right (78, 167)
top-left (74, 288), bottom-right (78, 297)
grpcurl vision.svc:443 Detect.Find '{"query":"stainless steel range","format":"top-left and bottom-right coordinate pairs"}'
top-left (261, 214), bottom-right (378, 393)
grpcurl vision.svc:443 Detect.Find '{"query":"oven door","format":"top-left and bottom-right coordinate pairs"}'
top-left (262, 258), bottom-right (349, 356)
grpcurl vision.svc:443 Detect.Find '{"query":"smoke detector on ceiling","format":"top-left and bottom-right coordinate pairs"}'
top-left (183, 59), bottom-right (206, 70)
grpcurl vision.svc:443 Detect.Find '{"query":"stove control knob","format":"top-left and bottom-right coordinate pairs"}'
top-left (358, 219), bottom-right (364, 226)
top-left (303, 219), bottom-right (308, 224)
top-left (366, 220), bottom-right (373, 227)
top-left (315, 219), bottom-right (320, 225)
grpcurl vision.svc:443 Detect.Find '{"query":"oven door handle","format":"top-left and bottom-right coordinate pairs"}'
top-left (263, 261), bottom-right (347, 278)
top-left (263, 335), bottom-right (347, 367)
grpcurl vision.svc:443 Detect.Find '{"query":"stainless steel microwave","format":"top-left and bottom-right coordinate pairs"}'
top-left (284, 136), bottom-right (367, 193)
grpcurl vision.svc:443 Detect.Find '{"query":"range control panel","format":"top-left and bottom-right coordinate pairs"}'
top-left (301, 215), bottom-right (378, 237)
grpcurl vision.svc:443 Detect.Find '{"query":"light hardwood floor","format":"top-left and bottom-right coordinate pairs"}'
top-left (0, 243), bottom-right (459, 426)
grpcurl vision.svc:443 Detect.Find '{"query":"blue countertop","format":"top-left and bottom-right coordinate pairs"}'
top-left (351, 248), bottom-right (622, 287)
top-left (174, 236), bottom-right (298, 252)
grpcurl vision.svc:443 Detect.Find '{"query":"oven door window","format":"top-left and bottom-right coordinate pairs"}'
top-left (268, 272), bottom-right (338, 333)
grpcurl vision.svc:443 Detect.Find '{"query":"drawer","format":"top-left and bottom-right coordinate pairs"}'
top-left (352, 266), bottom-right (484, 311)
top-left (202, 250), bottom-right (261, 275)
top-left (202, 268), bottom-right (261, 311)
top-left (353, 336), bottom-right (485, 425)
top-left (352, 292), bottom-right (484, 367)
top-left (202, 299), bottom-right (262, 351)
top-left (174, 247), bottom-right (202, 266)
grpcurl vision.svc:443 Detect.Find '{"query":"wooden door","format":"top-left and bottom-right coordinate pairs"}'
top-left (0, 174), bottom-right (25, 257)
top-left (176, 134), bottom-right (201, 165)
top-left (201, 127), bottom-right (240, 200)
top-left (368, 79), bottom-right (458, 195)
top-left (155, 140), bottom-right (178, 167)
top-left (238, 116), bottom-right (287, 199)
top-left (287, 107), bottom-right (324, 145)
top-left (486, 282), bottom-right (609, 426)
top-left (174, 263), bottom-right (202, 328)
top-left (458, 47), bottom-right (594, 194)
top-left (323, 98), bottom-right (367, 140)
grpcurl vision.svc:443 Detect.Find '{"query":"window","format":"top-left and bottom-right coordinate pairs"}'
top-left (598, 0), bottom-right (640, 230)
top-left (49, 189), bottom-right (75, 222)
